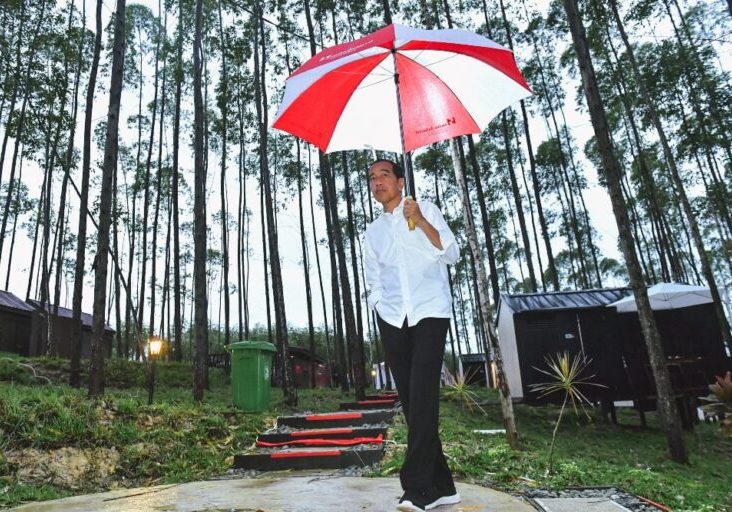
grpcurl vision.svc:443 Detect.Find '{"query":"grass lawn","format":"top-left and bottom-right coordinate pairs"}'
top-left (1, 354), bottom-right (730, 511)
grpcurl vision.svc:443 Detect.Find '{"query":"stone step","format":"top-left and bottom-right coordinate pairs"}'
top-left (257, 426), bottom-right (388, 445)
top-left (364, 393), bottom-right (399, 400)
top-left (233, 447), bottom-right (384, 471)
top-left (276, 410), bottom-right (397, 429)
top-left (339, 399), bottom-right (399, 410)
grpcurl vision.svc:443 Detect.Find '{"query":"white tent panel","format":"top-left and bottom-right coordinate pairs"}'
top-left (496, 300), bottom-right (524, 400)
top-left (607, 282), bottom-right (712, 313)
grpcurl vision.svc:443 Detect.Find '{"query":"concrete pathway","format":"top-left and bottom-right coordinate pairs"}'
top-left (9, 475), bottom-right (537, 512)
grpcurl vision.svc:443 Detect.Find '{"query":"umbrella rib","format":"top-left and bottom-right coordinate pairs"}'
top-left (354, 75), bottom-right (395, 91)
top-left (401, 51), bottom-right (459, 69)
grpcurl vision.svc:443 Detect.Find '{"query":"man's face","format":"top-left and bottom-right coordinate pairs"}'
top-left (369, 162), bottom-right (404, 205)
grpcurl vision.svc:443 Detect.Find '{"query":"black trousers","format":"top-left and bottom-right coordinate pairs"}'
top-left (377, 315), bottom-right (455, 492)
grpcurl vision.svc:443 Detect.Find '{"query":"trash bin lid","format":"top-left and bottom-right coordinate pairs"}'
top-left (227, 341), bottom-right (277, 352)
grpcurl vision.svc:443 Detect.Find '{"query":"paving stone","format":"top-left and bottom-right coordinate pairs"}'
top-left (534, 497), bottom-right (633, 512)
top-left (8, 475), bottom-right (537, 512)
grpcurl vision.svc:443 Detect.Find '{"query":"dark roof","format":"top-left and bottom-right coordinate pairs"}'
top-left (27, 299), bottom-right (115, 332)
top-left (288, 345), bottom-right (326, 363)
top-left (0, 290), bottom-right (35, 313)
top-left (499, 288), bottom-right (632, 315)
top-left (460, 353), bottom-right (487, 363)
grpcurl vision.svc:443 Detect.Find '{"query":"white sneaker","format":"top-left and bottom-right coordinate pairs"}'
top-left (425, 492), bottom-right (461, 510)
top-left (396, 500), bottom-right (426, 512)
top-left (396, 490), bottom-right (427, 511)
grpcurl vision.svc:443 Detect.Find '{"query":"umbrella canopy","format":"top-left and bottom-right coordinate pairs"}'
top-left (607, 282), bottom-right (713, 313)
top-left (272, 23), bottom-right (531, 154)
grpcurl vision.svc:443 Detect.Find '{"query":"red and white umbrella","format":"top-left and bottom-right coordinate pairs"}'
top-left (272, 23), bottom-right (531, 156)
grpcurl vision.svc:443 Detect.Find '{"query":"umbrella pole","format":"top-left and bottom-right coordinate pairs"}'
top-left (391, 50), bottom-right (414, 198)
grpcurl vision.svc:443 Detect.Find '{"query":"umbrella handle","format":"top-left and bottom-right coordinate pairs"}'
top-left (406, 196), bottom-right (416, 231)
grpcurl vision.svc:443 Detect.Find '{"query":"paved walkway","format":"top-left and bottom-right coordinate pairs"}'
top-left (9, 474), bottom-right (537, 511)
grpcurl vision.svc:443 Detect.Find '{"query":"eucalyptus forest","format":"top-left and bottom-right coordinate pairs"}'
top-left (0, 0), bottom-right (731, 465)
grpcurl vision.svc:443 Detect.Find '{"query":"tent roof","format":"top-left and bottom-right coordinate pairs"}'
top-left (607, 282), bottom-right (712, 312)
top-left (499, 288), bottom-right (632, 317)
top-left (460, 353), bottom-right (487, 363)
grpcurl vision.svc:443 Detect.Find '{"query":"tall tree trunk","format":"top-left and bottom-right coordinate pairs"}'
top-left (171, 0), bottom-right (184, 361)
top-left (114, 165), bottom-right (123, 357)
top-left (5, 151), bottom-right (24, 289)
top-left (53, 0), bottom-right (85, 356)
top-left (260, 178), bottom-right (272, 343)
top-left (70, 0), bottom-right (103, 387)
top-left (296, 141), bottom-right (316, 388)
top-left (308, 147), bottom-right (333, 385)
top-left (89, 0), bottom-right (127, 397)
top-left (303, 0), bottom-right (347, 392)
top-left (137, 16), bottom-right (160, 344)
top-left (149, 5), bottom-right (167, 338)
top-left (381, 0), bottom-right (392, 24)
top-left (192, 0), bottom-right (208, 402)
top-left (563, 0), bottom-right (687, 463)
top-left (325, 10), bottom-right (366, 399)
top-left (450, 138), bottom-right (520, 449)
top-left (237, 92), bottom-right (250, 339)
top-left (473, 1), bottom-right (536, 291)
top-left (0, 0), bottom-right (30, 188)
top-left (217, 0), bottom-right (231, 349)
top-left (253, 2), bottom-right (296, 405)
top-left (26, 170), bottom-right (45, 301)
top-left (466, 137), bottom-right (501, 305)
top-left (496, 0), bottom-right (558, 291)
top-left (341, 154), bottom-right (367, 395)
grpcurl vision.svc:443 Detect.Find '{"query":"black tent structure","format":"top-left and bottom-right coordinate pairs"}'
top-left (495, 286), bottom-right (731, 425)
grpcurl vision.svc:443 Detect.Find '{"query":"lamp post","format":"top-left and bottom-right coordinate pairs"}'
top-left (148, 336), bottom-right (163, 405)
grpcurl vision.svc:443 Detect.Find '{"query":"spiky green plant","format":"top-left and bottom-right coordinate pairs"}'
top-left (529, 351), bottom-right (606, 474)
top-left (700, 371), bottom-right (732, 438)
top-left (443, 366), bottom-right (487, 415)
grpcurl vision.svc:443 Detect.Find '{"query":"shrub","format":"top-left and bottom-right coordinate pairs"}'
top-left (700, 371), bottom-right (732, 437)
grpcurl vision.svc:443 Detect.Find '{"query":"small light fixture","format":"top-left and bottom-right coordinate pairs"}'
top-left (149, 337), bottom-right (163, 358)
top-left (148, 336), bottom-right (165, 405)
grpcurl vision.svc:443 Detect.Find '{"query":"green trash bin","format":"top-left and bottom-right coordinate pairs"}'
top-left (228, 341), bottom-right (276, 412)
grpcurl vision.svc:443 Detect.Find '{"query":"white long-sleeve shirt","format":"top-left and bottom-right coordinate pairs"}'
top-left (364, 198), bottom-right (460, 328)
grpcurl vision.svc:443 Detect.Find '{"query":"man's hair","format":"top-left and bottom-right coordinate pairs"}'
top-left (369, 158), bottom-right (404, 179)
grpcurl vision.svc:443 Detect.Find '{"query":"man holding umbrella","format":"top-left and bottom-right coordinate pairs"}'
top-left (272, 20), bottom-right (531, 510)
top-left (365, 158), bottom-right (460, 512)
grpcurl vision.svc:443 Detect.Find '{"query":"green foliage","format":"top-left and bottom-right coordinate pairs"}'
top-left (1, 376), bottom-right (731, 510)
top-left (0, 354), bottom-right (229, 390)
top-left (529, 351), bottom-right (606, 474)
top-left (374, 387), bottom-right (732, 511)
top-left (529, 351), bottom-right (605, 415)
top-left (442, 367), bottom-right (487, 415)
top-left (700, 371), bottom-right (732, 438)
top-left (0, 376), bottom-right (342, 508)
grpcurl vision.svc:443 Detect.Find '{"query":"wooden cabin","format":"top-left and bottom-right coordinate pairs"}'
top-left (288, 346), bottom-right (330, 388)
top-left (27, 299), bottom-right (115, 359)
top-left (0, 290), bottom-right (35, 355)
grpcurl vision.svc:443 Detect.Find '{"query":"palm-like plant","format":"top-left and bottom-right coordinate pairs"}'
top-left (443, 366), bottom-right (487, 415)
top-left (700, 371), bottom-right (732, 438)
top-left (529, 351), bottom-right (606, 474)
